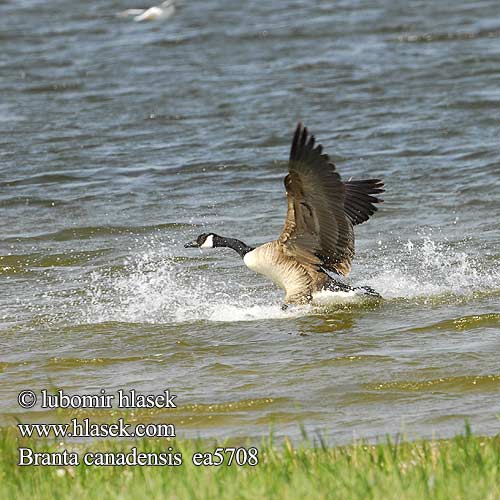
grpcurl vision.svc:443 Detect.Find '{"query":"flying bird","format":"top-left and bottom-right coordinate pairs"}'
top-left (185, 123), bottom-right (384, 306)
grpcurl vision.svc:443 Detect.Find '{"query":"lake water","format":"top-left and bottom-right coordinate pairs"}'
top-left (1, 0), bottom-right (499, 444)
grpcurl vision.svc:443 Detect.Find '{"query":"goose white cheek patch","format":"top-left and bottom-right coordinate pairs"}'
top-left (200, 235), bottom-right (214, 248)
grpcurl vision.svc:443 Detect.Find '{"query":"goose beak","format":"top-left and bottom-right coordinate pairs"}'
top-left (184, 240), bottom-right (199, 248)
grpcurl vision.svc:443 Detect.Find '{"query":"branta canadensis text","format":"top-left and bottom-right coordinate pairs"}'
top-left (185, 123), bottom-right (384, 306)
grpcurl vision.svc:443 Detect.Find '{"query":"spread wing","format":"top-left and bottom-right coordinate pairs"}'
top-left (278, 123), bottom-right (384, 276)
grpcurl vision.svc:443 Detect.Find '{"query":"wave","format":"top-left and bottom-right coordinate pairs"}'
top-left (4, 223), bottom-right (192, 243)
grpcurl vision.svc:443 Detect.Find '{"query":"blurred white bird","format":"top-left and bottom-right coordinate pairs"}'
top-left (117, 0), bottom-right (175, 22)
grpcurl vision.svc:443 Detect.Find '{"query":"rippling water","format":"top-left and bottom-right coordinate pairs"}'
top-left (1, 0), bottom-right (499, 443)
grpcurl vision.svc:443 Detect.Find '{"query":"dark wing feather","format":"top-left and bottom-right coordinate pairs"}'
top-left (344, 179), bottom-right (384, 225)
top-left (279, 123), bottom-right (354, 276)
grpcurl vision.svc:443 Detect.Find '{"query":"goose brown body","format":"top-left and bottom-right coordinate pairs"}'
top-left (243, 242), bottom-right (329, 304)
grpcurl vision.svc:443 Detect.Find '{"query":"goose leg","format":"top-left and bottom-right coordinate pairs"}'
top-left (324, 280), bottom-right (352, 292)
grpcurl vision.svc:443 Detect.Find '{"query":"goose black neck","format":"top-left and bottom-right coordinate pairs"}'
top-left (213, 235), bottom-right (253, 258)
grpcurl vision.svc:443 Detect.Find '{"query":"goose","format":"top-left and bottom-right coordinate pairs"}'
top-left (185, 123), bottom-right (384, 306)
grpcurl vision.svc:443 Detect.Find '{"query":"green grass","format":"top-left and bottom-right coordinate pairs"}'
top-left (1, 425), bottom-right (499, 499)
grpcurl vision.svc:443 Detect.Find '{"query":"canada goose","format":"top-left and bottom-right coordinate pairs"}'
top-left (185, 123), bottom-right (384, 306)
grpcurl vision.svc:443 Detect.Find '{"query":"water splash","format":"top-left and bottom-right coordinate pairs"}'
top-left (365, 236), bottom-right (498, 299)
top-left (76, 234), bottom-right (497, 325)
top-left (79, 241), bottom-right (296, 324)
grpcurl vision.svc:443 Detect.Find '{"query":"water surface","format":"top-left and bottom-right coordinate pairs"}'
top-left (1, 0), bottom-right (499, 443)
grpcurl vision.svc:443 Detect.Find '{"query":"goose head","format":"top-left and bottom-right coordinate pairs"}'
top-left (184, 233), bottom-right (218, 249)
